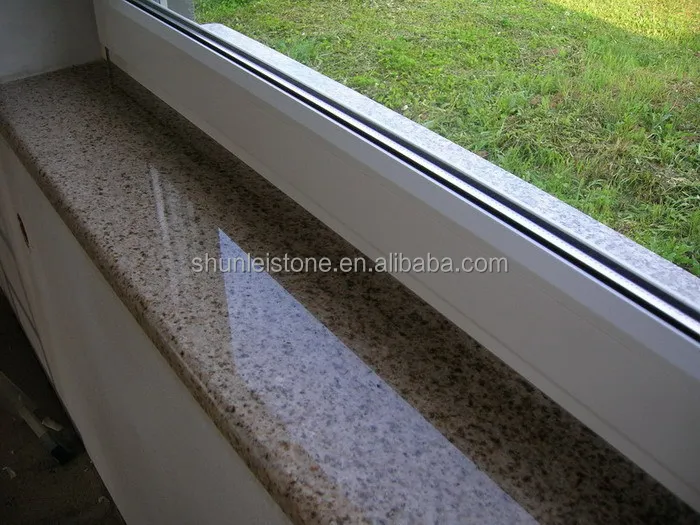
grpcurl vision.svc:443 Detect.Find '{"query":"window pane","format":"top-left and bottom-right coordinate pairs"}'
top-left (154, 0), bottom-right (700, 277)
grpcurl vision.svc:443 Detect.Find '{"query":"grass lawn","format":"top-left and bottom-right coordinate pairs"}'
top-left (194, 0), bottom-right (700, 275)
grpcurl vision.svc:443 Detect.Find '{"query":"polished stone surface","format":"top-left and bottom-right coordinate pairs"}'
top-left (1, 63), bottom-right (698, 524)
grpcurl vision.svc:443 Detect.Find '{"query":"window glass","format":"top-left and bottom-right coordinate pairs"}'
top-left (156, 0), bottom-right (699, 276)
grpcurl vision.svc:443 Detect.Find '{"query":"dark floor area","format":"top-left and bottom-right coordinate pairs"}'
top-left (0, 290), bottom-right (124, 524)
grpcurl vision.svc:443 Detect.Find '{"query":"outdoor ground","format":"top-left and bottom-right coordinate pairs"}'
top-left (194, 0), bottom-right (700, 275)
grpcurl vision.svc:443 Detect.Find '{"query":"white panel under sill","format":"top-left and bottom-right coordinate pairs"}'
top-left (98, 0), bottom-right (700, 510)
top-left (0, 143), bottom-right (51, 376)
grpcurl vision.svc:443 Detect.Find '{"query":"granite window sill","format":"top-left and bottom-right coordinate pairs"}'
top-left (0, 63), bottom-right (697, 524)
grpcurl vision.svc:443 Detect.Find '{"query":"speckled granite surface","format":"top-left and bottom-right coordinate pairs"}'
top-left (0, 62), bottom-right (698, 524)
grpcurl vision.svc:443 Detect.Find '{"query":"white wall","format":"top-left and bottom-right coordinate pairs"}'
top-left (0, 0), bottom-right (101, 82)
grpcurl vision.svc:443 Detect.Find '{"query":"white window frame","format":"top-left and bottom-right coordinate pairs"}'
top-left (93, 0), bottom-right (700, 511)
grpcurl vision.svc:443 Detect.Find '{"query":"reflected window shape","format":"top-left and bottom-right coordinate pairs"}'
top-left (217, 229), bottom-right (535, 523)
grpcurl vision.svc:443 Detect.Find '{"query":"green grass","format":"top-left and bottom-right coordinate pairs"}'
top-left (194, 0), bottom-right (700, 275)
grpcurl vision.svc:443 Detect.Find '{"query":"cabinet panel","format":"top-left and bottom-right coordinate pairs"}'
top-left (0, 139), bottom-right (51, 373)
